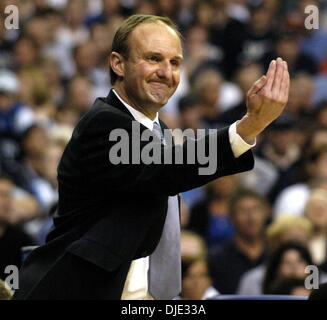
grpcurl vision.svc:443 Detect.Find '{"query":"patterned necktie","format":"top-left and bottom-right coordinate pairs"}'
top-left (148, 122), bottom-right (181, 300)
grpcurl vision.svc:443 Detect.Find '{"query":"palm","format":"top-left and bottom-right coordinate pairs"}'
top-left (246, 58), bottom-right (290, 128)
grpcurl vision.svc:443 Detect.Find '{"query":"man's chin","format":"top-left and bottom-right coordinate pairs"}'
top-left (148, 95), bottom-right (170, 108)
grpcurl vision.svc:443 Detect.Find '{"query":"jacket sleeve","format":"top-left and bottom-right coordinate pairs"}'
top-left (74, 108), bottom-right (254, 196)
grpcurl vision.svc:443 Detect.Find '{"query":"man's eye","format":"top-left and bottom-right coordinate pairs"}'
top-left (148, 56), bottom-right (159, 62)
top-left (171, 60), bottom-right (179, 67)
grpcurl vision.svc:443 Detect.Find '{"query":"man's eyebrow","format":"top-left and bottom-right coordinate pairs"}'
top-left (145, 51), bottom-right (183, 61)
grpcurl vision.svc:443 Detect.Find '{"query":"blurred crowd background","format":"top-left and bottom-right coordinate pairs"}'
top-left (1, 0), bottom-right (327, 300)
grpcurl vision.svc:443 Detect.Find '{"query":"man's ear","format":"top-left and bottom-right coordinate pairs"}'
top-left (109, 52), bottom-right (125, 79)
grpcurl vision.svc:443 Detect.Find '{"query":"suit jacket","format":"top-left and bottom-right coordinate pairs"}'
top-left (13, 90), bottom-right (254, 300)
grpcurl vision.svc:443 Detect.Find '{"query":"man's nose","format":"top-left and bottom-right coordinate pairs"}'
top-left (157, 60), bottom-right (172, 79)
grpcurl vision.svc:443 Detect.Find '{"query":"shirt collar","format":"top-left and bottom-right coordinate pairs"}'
top-left (112, 89), bottom-right (159, 131)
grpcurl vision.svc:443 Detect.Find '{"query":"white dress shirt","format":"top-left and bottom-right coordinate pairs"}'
top-left (112, 89), bottom-right (255, 300)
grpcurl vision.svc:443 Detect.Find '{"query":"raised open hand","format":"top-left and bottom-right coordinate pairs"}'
top-left (237, 57), bottom-right (290, 143)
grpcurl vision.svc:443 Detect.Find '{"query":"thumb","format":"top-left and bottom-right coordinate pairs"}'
top-left (247, 75), bottom-right (267, 96)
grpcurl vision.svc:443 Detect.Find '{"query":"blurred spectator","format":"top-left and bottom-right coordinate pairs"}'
top-left (55, 105), bottom-right (80, 128)
top-left (208, 0), bottom-right (247, 79)
top-left (18, 67), bottom-right (56, 126)
top-left (73, 40), bottom-right (109, 99)
top-left (191, 69), bottom-right (224, 129)
top-left (237, 215), bottom-right (314, 295)
top-left (184, 24), bottom-right (221, 82)
top-left (179, 230), bottom-right (218, 300)
top-left (187, 175), bottom-right (240, 249)
top-left (40, 58), bottom-right (65, 107)
top-left (177, 94), bottom-right (204, 132)
top-left (262, 242), bottom-right (313, 294)
top-left (13, 37), bottom-right (39, 73)
top-left (241, 0), bottom-right (278, 63)
top-left (266, 215), bottom-right (313, 253)
top-left (0, 70), bottom-right (36, 186)
top-left (18, 125), bottom-right (55, 212)
top-left (0, 175), bottom-right (35, 281)
top-left (25, 16), bottom-right (53, 53)
top-left (179, 258), bottom-right (219, 300)
top-left (73, 41), bottom-right (98, 77)
top-left (286, 73), bottom-right (315, 119)
top-left (208, 188), bottom-right (269, 294)
top-left (261, 32), bottom-right (318, 76)
top-left (56, 0), bottom-right (89, 47)
top-left (0, 70), bottom-right (35, 140)
top-left (256, 114), bottom-right (300, 202)
top-left (52, 0), bottom-right (90, 77)
top-left (62, 75), bottom-right (93, 117)
top-left (273, 145), bottom-right (327, 218)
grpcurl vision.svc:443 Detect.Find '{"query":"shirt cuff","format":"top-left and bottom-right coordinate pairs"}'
top-left (228, 121), bottom-right (256, 158)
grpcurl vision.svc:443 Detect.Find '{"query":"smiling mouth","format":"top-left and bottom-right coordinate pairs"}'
top-left (149, 81), bottom-right (170, 88)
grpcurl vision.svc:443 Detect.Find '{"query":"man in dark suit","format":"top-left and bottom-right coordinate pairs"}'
top-left (13, 14), bottom-right (289, 300)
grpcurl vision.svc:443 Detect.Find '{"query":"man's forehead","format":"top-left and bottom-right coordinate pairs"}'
top-left (129, 22), bottom-right (182, 54)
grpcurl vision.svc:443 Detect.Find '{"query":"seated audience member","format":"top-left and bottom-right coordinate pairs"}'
top-left (191, 69), bottom-right (225, 129)
top-left (262, 242), bottom-right (314, 294)
top-left (260, 32), bottom-right (318, 76)
top-left (0, 280), bottom-right (13, 300)
top-left (187, 175), bottom-right (240, 249)
top-left (18, 125), bottom-right (55, 212)
top-left (267, 277), bottom-right (311, 297)
top-left (273, 146), bottom-right (327, 218)
top-left (177, 94), bottom-right (205, 134)
top-left (0, 70), bottom-right (35, 141)
top-left (22, 138), bottom-right (65, 242)
top-left (266, 216), bottom-right (313, 254)
top-left (283, 73), bottom-right (315, 124)
top-left (0, 176), bottom-right (35, 280)
top-left (256, 114), bottom-right (300, 202)
top-left (208, 188), bottom-right (269, 294)
top-left (237, 215), bottom-right (313, 295)
top-left (179, 230), bottom-right (218, 300)
top-left (0, 70), bottom-right (35, 184)
top-left (179, 258), bottom-right (219, 300)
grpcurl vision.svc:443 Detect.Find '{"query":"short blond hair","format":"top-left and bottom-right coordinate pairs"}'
top-left (266, 215), bottom-right (313, 248)
top-left (181, 230), bottom-right (207, 263)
